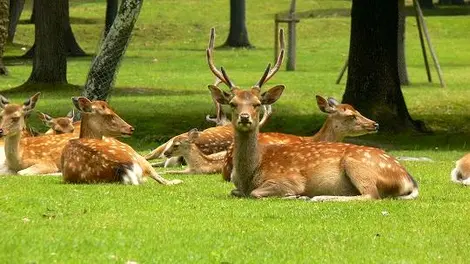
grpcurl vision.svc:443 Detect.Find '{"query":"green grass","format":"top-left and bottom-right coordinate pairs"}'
top-left (1, 0), bottom-right (470, 263)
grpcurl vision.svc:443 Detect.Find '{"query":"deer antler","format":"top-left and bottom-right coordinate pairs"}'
top-left (259, 105), bottom-right (272, 128)
top-left (206, 28), bottom-right (235, 89)
top-left (206, 78), bottom-right (230, 126)
top-left (254, 29), bottom-right (285, 89)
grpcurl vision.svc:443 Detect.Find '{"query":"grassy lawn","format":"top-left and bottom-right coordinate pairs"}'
top-left (1, 0), bottom-right (470, 263)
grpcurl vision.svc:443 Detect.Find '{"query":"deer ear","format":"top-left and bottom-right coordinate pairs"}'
top-left (260, 85), bottom-right (284, 105)
top-left (187, 128), bottom-right (200, 142)
top-left (72, 97), bottom-right (93, 112)
top-left (37, 112), bottom-right (54, 125)
top-left (0, 95), bottom-right (9, 109)
top-left (66, 109), bottom-right (75, 120)
top-left (327, 97), bottom-right (340, 106)
top-left (208, 85), bottom-right (231, 105)
top-left (316, 95), bottom-right (337, 114)
top-left (23, 92), bottom-right (41, 112)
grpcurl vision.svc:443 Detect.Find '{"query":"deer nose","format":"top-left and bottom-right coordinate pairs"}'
top-left (0, 128), bottom-right (3, 137)
top-left (130, 127), bottom-right (135, 133)
top-left (239, 113), bottom-right (250, 123)
top-left (374, 123), bottom-right (379, 130)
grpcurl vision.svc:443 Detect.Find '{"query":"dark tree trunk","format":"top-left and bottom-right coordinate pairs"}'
top-left (223, 0), bottom-right (252, 48)
top-left (23, 0), bottom-right (85, 58)
top-left (104, 0), bottom-right (119, 37)
top-left (7, 0), bottom-right (25, 43)
top-left (29, 0), bottom-right (35, 24)
top-left (83, 0), bottom-right (143, 100)
top-left (397, 0), bottom-right (409, 85)
top-left (342, 0), bottom-right (424, 132)
top-left (26, 0), bottom-right (67, 84)
top-left (0, 0), bottom-right (10, 75)
top-left (419, 0), bottom-right (434, 9)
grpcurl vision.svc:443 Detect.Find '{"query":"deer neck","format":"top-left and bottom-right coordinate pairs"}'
top-left (4, 133), bottom-right (23, 171)
top-left (183, 145), bottom-right (222, 169)
top-left (232, 126), bottom-right (261, 195)
top-left (310, 118), bottom-right (344, 142)
top-left (79, 114), bottom-right (103, 139)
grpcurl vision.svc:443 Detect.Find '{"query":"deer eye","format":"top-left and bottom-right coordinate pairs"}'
top-left (253, 103), bottom-right (261, 108)
top-left (11, 117), bottom-right (20, 122)
top-left (229, 102), bottom-right (237, 108)
top-left (348, 115), bottom-right (357, 120)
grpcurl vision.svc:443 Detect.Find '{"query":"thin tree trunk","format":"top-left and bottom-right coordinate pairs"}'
top-left (0, 0), bottom-right (10, 75)
top-left (7, 0), bottom-right (25, 43)
top-left (223, 0), bottom-right (252, 48)
top-left (397, 0), bottom-right (409, 85)
top-left (342, 0), bottom-right (424, 132)
top-left (26, 0), bottom-right (67, 84)
top-left (83, 0), bottom-right (143, 100)
top-left (104, 0), bottom-right (119, 38)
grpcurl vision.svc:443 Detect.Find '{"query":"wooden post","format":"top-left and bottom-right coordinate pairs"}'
top-left (413, 0), bottom-right (432, 83)
top-left (414, 0), bottom-right (446, 88)
top-left (286, 0), bottom-right (296, 71)
top-left (274, 14), bottom-right (279, 64)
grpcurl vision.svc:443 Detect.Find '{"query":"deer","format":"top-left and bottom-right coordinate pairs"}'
top-left (60, 97), bottom-right (182, 185)
top-left (162, 128), bottom-right (226, 174)
top-left (0, 93), bottom-right (80, 175)
top-left (206, 28), bottom-right (418, 201)
top-left (451, 154), bottom-right (470, 185)
top-left (38, 110), bottom-right (81, 135)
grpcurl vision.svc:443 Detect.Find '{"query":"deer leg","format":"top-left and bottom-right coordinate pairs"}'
top-left (164, 168), bottom-right (192, 174)
top-left (309, 194), bottom-right (375, 202)
top-left (462, 178), bottom-right (470, 186)
top-left (17, 163), bottom-right (59, 176)
top-left (144, 139), bottom-right (172, 160)
top-left (250, 180), bottom-right (297, 198)
top-left (136, 155), bottom-right (183, 185)
top-left (164, 156), bottom-right (184, 168)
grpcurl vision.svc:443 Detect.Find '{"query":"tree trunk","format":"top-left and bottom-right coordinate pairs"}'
top-left (223, 0), bottom-right (252, 48)
top-left (0, 0), bottom-right (9, 75)
top-left (397, 0), bottom-right (409, 85)
top-left (26, 0), bottom-right (67, 84)
top-left (83, 0), bottom-right (143, 101)
top-left (104, 0), bottom-right (119, 38)
top-left (29, 0), bottom-right (35, 24)
top-left (7, 0), bottom-right (25, 43)
top-left (342, 0), bottom-right (425, 132)
top-left (23, 0), bottom-right (85, 58)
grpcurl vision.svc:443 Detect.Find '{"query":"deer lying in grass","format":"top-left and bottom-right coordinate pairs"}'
top-left (162, 128), bottom-right (226, 174)
top-left (206, 28), bottom-right (418, 201)
top-left (61, 97), bottom-right (182, 185)
top-left (0, 93), bottom-right (80, 175)
top-left (451, 154), bottom-right (470, 185)
top-left (38, 110), bottom-right (81, 135)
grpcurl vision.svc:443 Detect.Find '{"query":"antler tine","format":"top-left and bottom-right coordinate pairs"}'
top-left (259, 105), bottom-right (273, 128)
top-left (206, 28), bottom-right (234, 88)
top-left (220, 67), bottom-right (234, 88)
top-left (254, 63), bottom-right (271, 89)
top-left (254, 28), bottom-right (285, 88)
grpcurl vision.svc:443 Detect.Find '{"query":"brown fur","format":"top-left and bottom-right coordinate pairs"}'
top-left (451, 153), bottom-right (470, 185)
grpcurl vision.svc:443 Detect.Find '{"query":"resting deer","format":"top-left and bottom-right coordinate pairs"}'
top-left (451, 154), bottom-right (470, 185)
top-left (162, 128), bottom-right (226, 174)
top-left (206, 28), bottom-right (418, 201)
top-left (38, 110), bottom-right (81, 135)
top-left (61, 97), bottom-right (182, 185)
top-left (0, 93), bottom-right (80, 175)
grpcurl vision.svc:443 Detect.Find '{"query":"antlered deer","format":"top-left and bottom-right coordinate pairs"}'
top-left (451, 154), bottom-right (470, 185)
top-left (162, 128), bottom-right (226, 174)
top-left (61, 97), bottom-right (182, 185)
top-left (0, 93), bottom-right (79, 175)
top-left (206, 28), bottom-right (418, 201)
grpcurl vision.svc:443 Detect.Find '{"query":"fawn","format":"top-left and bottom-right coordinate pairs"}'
top-left (451, 154), bottom-right (470, 185)
top-left (61, 97), bottom-right (182, 185)
top-left (38, 110), bottom-right (81, 135)
top-left (206, 28), bottom-right (418, 201)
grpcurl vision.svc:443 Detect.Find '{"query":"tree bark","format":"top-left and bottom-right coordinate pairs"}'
top-left (83, 0), bottom-right (143, 100)
top-left (397, 0), bottom-right (409, 85)
top-left (104, 0), bottom-right (119, 38)
top-left (23, 0), bottom-right (85, 58)
top-left (342, 0), bottom-right (425, 132)
top-left (0, 0), bottom-right (9, 75)
top-left (223, 0), bottom-right (252, 48)
top-left (418, 0), bottom-right (434, 8)
top-left (7, 0), bottom-right (25, 43)
top-left (26, 0), bottom-right (67, 84)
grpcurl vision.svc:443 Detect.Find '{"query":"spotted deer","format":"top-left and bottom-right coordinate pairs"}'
top-left (162, 128), bottom-right (226, 174)
top-left (0, 93), bottom-right (80, 175)
top-left (38, 110), bottom-right (81, 135)
top-left (61, 97), bottom-right (182, 185)
top-left (451, 154), bottom-right (470, 185)
top-left (206, 28), bottom-right (418, 201)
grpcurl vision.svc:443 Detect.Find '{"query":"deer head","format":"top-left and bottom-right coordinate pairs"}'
top-left (72, 97), bottom-right (134, 138)
top-left (0, 93), bottom-right (40, 138)
top-left (206, 28), bottom-right (285, 133)
top-left (163, 128), bottom-right (200, 158)
top-left (38, 110), bottom-right (75, 134)
top-left (316, 95), bottom-right (379, 137)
